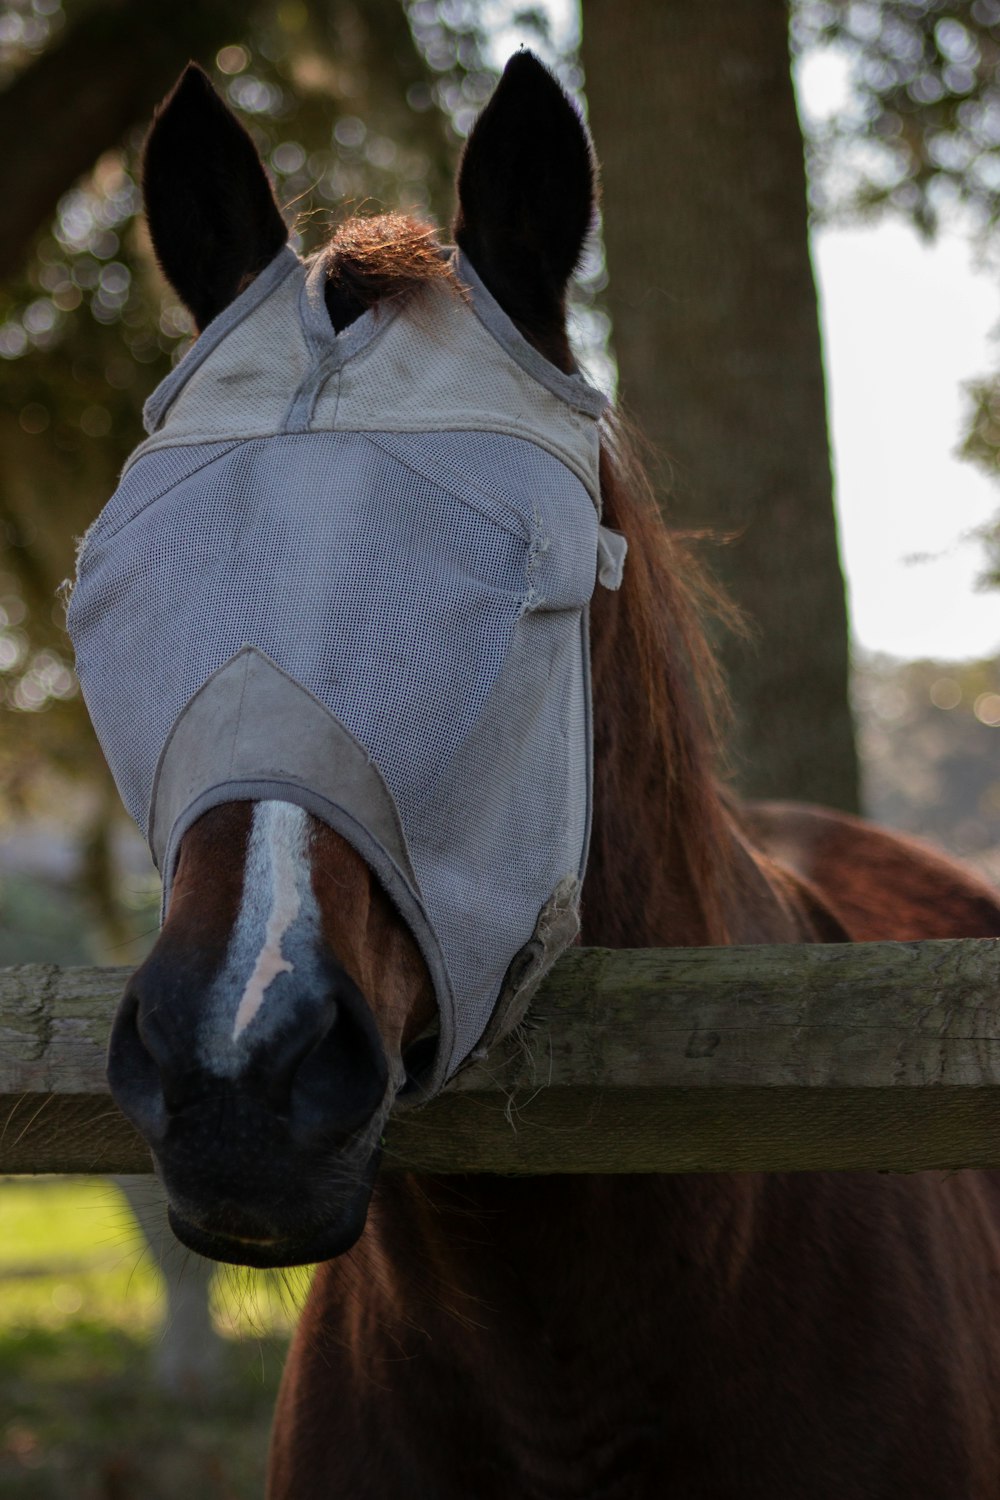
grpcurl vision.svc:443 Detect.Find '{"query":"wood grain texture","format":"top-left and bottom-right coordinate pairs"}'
top-left (2, 940), bottom-right (1000, 1174)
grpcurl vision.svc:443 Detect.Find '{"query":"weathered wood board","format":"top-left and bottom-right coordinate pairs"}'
top-left (2, 939), bottom-right (999, 1175)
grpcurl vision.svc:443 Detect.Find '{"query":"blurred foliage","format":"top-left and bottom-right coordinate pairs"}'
top-left (858, 651), bottom-right (1000, 878)
top-left (961, 375), bottom-right (1000, 582)
top-left (794, 0), bottom-right (1000, 233)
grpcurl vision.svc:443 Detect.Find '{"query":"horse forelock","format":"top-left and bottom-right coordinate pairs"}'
top-left (319, 212), bottom-right (458, 330)
top-left (319, 209), bottom-right (579, 370)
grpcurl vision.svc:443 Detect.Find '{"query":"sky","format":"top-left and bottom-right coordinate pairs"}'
top-left (789, 30), bottom-right (1000, 666)
top-left (814, 222), bottom-right (1000, 661)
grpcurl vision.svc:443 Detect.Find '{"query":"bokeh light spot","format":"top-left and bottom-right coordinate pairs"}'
top-left (80, 406), bottom-right (111, 438)
top-left (973, 692), bottom-right (1000, 726)
top-left (929, 677), bottom-right (962, 710)
top-left (0, 323), bottom-right (28, 359)
top-left (271, 140), bottom-right (306, 175)
top-left (216, 44), bottom-right (249, 75)
top-left (18, 403), bottom-right (50, 435)
top-left (334, 116), bottom-right (366, 149)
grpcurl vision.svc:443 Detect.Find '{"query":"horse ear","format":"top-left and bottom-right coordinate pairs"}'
top-left (142, 64), bottom-right (289, 331)
top-left (453, 51), bottom-right (597, 341)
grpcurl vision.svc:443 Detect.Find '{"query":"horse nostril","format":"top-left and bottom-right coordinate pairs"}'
top-left (108, 962), bottom-right (388, 1149)
top-left (284, 980), bottom-right (389, 1146)
top-left (109, 979), bottom-right (214, 1127)
top-left (107, 987), bottom-right (169, 1141)
top-left (247, 1011), bottom-right (336, 1113)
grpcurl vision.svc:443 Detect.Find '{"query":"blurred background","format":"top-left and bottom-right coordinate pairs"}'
top-left (1, 0), bottom-right (999, 1494)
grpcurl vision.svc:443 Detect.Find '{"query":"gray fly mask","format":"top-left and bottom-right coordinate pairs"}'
top-left (67, 243), bottom-right (625, 1099)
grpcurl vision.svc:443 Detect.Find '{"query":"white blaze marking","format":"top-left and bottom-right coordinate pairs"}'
top-left (232, 802), bottom-right (310, 1042)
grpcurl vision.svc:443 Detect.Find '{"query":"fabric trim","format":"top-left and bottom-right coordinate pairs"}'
top-left (597, 525), bottom-right (628, 589)
top-left (143, 245), bottom-right (301, 434)
top-left (454, 250), bottom-right (609, 419)
top-left (149, 647), bottom-right (419, 893)
top-left (297, 246), bottom-right (405, 363)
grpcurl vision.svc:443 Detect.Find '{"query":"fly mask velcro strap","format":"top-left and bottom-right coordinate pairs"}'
top-left (68, 243), bottom-right (623, 1099)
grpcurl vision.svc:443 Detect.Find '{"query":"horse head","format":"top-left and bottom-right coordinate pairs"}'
top-left (68, 55), bottom-right (614, 1268)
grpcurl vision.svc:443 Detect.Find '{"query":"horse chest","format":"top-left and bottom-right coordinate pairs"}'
top-left (270, 1173), bottom-right (1000, 1499)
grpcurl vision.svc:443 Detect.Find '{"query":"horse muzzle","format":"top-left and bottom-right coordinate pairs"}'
top-left (163, 1141), bottom-right (384, 1269)
top-left (107, 951), bottom-right (391, 1266)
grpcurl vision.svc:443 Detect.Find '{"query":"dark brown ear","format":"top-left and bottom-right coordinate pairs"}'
top-left (142, 64), bottom-right (289, 331)
top-left (453, 51), bottom-right (597, 347)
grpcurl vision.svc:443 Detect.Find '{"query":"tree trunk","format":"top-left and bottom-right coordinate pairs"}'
top-left (580, 0), bottom-right (860, 812)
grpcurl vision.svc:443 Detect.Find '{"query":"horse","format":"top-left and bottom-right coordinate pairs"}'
top-left (69, 53), bottom-right (1000, 1499)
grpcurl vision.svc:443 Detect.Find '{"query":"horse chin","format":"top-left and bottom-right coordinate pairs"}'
top-left (160, 1143), bottom-right (383, 1268)
top-left (166, 1201), bottom-right (371, 1269)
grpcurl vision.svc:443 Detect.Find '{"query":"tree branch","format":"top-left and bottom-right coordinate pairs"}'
top-left (0, 0), bottom-right (251, 282)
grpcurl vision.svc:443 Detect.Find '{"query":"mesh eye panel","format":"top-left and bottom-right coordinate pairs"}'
top-left (70, 429), bottom-right (595, 835)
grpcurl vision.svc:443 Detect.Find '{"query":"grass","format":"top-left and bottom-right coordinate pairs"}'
top-left (0, 1179), bottom-right (160, 1333)
top-left (0, 1177), bottom-right (306, 1498)
top-left (0, 1321), bottom-right (287, 1498)
top-left (0, 882), bottom-right (311, 1496)
top-left (0, 1178), bottom-right (311, 1335)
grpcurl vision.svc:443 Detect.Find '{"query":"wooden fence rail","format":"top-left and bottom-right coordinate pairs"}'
top-left (2, 939), bottom-right (1000, 1176)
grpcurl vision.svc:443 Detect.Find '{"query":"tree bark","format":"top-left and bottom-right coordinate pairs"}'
top-left (580, 0), bottom-right (860, 812)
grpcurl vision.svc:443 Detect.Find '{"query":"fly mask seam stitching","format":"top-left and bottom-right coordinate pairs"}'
top-left (298, 254), bottom-right (332, 361)
top-left (230, 651), bottom-right (251, 781)
top-left (96, 442), bottom-right (244, 537)
top-left (282, 362), bottom-right (331, 432)
top-left (330, 365), bottom-right (342, 429)
top-left (362, 433), bottom-right (532, 543)
top-left (522, 509), bottom-right (547, 614)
